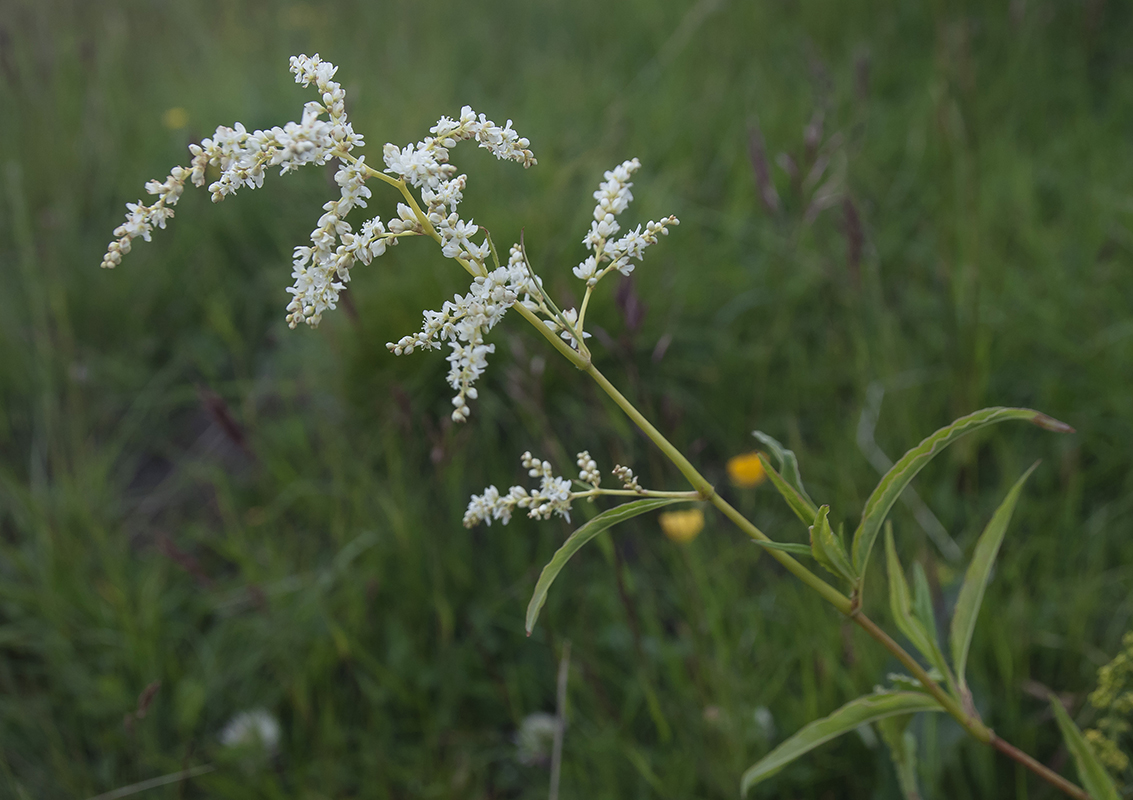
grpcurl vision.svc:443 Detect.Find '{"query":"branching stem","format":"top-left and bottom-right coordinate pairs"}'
top-left (551, 349), bottom-right (1086, 799)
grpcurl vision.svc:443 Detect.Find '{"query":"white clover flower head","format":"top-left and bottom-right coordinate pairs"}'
top-left (464, 451), bottom-right (575, 527)
top-left (516, 712), bottom-right (559, 766)
top-left (220, 708), bottom-right (281, 753)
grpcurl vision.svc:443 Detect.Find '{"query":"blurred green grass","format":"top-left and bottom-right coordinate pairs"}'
top-left (1, 0), bottom-right (1131, 797)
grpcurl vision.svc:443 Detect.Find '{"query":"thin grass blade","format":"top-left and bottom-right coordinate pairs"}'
top-left (1049, 696), bottom-right (1121, 800)
top-left (877, 714), bottom-right (921, 800)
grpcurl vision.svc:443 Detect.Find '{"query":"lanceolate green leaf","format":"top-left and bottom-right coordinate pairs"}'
top-left (752, 431), bottom-right (816, 510)
top-left (525, 498), bottom-right (682, 635)
top-left (810, 505), bottom-right (857, 586)
top-left (949, 462), bottom-right (1039, 690)
top-left (885, 525), bottom-right (953, 682)
top-left (851, 407), bottom-right (1072, 585)
top-left (757, 453), bottom-right (818, 527)
top-left (1049, 696), bottom-right (1122, 800)
top-left (886, 525), bottom-right (937, 667)
top-left (753, 540), bottom-right (813, 556)
top-left (741, 692), bottom-right (943, 796)
top-left (911, 563), bottom-right (938, 644)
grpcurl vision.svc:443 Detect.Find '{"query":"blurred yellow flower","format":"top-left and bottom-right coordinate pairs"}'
top-left (727, 451), bottom-right (767, 487)
top-left (660, 508), bottom-right (705, 543)
top-left (162, 107), bottom-right (189, 131)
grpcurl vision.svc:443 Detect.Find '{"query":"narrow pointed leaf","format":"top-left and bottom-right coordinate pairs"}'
top-left (1049, 697), bottom-right (1121, 800)
top-left (950, 462), bottom-right (1039, 689)
top-left (758, 453), bottom-right (818, 526)
top-left (752, 431), bottom-right (816, 508)
top-left (526, 499), bottom-right (683, 634)
top-left (912, 562), bottom-right (938, 644)
top-left (886, 525), bottom-right (952, 680)
top-left (810, 505), bottom-right (858, 585)
top-left (877, 715), bottom-right (921, 800)
top-left (753, 540), bottom-right (813, 556)
top-left (741, 692), bottom-right (943, 795)
top-left (886, 525), bottom-right (935, 661)
top-left (851, 407), bottom-right (1072, 584)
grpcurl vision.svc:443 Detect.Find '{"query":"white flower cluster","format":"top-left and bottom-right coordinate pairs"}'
top-left (382, 105), bottom-right (536, 268)
top-left (102, 53), bottom-right (363, 273)
top-left (387, 249), bottom-right (541, 421)
top-left (571, 158), bottom-right (679, 287)
top-left (463, 451), bottom-right (577, 528)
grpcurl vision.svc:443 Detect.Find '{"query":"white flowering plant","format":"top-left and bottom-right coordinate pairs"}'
top-left (104, 54), bottom-right (1118, 799)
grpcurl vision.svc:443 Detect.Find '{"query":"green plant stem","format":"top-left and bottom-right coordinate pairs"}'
top-left (573, 488), bottom-right (701, 500)
top-left (577, 363), bottom-right (1088, 800)
top-left (851, 612), bottom-right (988, 741)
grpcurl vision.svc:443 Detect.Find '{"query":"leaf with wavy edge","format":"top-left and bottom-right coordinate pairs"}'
top-left (525, 498), bottom-right (682, 635)
top-left (741, 691), bottom-right (943, 796)
top-left (1050, 696), bottom-right (1121, 800)
top-left (950, 462), bottom-right (1039, 690)
top-left (850, 407), bottom-right (1072, 586)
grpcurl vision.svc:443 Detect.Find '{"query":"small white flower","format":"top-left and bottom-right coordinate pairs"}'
top-left (220, 708), bottom-right (281, 753)
top-left (516, 712), bottom-right (559, 766)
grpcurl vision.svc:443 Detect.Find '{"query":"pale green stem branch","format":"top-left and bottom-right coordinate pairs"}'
top-left (572, 488), bottom-right (701, 501)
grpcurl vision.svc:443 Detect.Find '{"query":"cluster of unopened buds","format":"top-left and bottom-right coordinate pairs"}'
top-left (103, 53), bottom-right (676, 426)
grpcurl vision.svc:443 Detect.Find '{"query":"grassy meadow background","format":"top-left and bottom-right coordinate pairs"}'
top-left (1, 0), bottom-right (1132, 797)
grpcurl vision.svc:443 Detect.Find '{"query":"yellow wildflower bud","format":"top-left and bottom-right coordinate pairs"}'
top-left (660, 508), bottom-right (705, 543)
top-left (727, 451), bottom-right (767, 488)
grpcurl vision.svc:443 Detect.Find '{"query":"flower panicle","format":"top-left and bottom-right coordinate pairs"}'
top-left (571, 157), bottom-right (679, 287)
top-left (386, 250), bottom-right (541, 421)
top-left (463, 451), bottom-right (575, 528)
top-left (462, 452), bottom-right (664, 528)
top-left (103, 53), bottom-right (361, 272)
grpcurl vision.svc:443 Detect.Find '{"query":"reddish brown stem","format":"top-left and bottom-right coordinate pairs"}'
top-left (991, 735), bottom-right (1091, 800)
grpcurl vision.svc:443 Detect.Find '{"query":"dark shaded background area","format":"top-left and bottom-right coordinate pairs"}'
top-left (0, 1), bottom-right (1131, 797)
